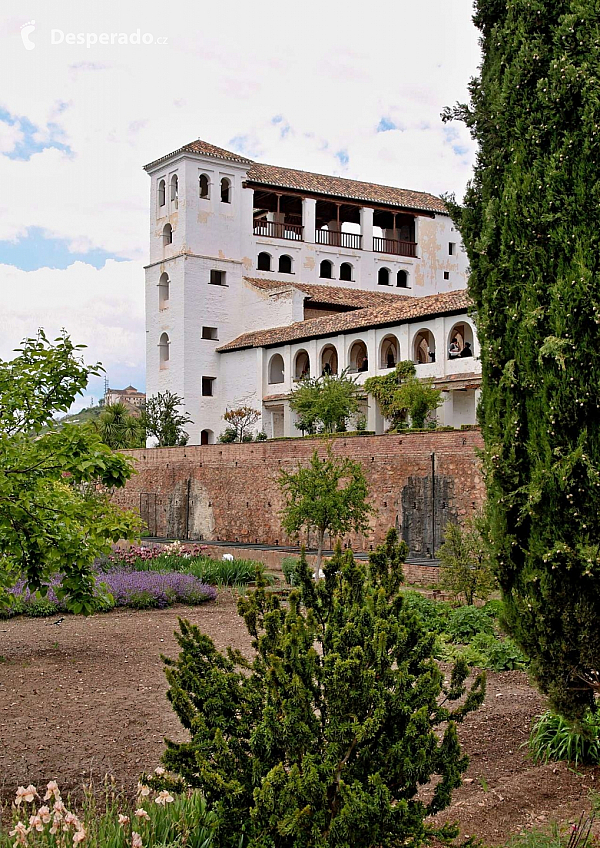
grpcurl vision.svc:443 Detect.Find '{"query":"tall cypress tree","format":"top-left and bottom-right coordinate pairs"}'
top-left (446, 0), bottom-right (600, 718)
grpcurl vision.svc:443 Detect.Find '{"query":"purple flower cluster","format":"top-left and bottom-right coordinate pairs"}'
top-left (98, 570), bottom-right (216, 608)
top-left (7, 569), bottom-right (216, 616)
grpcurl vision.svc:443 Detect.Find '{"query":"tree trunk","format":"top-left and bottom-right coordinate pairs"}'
top-left (315, 528), bottom-right (325, 580)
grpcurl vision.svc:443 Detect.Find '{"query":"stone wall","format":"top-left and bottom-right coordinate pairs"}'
top-left (113, 429), bottom-right (485, 556)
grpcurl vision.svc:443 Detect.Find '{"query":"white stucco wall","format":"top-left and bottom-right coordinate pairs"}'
top-left (145, 147), bottom-right (473, 444)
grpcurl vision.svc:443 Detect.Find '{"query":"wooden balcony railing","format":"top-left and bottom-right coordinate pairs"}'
top-left (315, 229), bottom-right (362, 250)
top-left (373, 237), bottom-right (418, 257)
top-left (253, 220), bottom-right (304, 241)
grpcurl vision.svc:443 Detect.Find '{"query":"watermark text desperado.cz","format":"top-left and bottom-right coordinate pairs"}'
top-left (51, 29), bottom-right (167, 48)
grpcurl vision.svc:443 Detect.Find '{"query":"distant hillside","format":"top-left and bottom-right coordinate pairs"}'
top-left (55, 405), bottom-right (103, 427)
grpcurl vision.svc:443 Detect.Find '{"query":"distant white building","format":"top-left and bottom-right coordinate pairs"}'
top-left (104, 385), bottom-right (146, 417)
top-left (143, 139), bottom-right (480, 444)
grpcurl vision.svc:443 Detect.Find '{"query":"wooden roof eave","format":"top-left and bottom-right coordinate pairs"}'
top-left (244, 180), bottom-right (439, 218)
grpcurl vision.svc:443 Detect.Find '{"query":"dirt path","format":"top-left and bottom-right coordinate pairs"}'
top-left (1, 594), bottom-right (598, 843)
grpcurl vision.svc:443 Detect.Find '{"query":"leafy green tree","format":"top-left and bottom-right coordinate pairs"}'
top-left (279, 446), bottom-right (372, 577)
top-left (96, 401), bottom-right (145, 449)
top-left (156, 531), bottom-right (485, 848)
top-left (222, 406), bottom-right (260, 442)
top-left (365, 362), bottom-right (442, 429)
top-left (437, 516), bottom-right (496, 606)
top-left (0, 331), bottom-right (141, 614)
top-left (142, 390), bottom-right (191, 447)
top-left (290, 370), bottom-right (359, 434)
top-left (444, 1), bottom-right (600, 717)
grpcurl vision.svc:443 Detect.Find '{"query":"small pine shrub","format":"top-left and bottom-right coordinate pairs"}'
top-left (528, 710), bottom-right (600, 766)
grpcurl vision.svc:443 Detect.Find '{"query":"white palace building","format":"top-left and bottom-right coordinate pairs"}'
top-left (144, 139), bottom-right (481, 444)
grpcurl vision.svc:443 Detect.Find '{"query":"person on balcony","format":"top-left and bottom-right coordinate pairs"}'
top-left (448, 337), bottom-right (460, 359)
top-left (460, 342), bottom-right (473, 358)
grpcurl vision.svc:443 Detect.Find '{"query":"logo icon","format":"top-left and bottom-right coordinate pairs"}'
top-left (21, 20), bottom-right (36, 50)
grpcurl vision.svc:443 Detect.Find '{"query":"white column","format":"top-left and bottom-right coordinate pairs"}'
top-left (303, 198), bottom-right (316, 244)
top-left (337, 334), bottom-right (348, 372)
top-left (366, 329), bottom-right (377, 375)
top-left (308, 339), bottom-right (319, 378)
top-left (360, 207), bottom-right (373, 251)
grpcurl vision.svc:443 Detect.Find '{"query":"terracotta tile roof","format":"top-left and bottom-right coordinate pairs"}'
top-left (145, 139), bottom-right (448, 214)
top-left (244, 277), bottom-right (411, 309)
top-left (144, 139), bottom-right (254, 170)
top-left (246, 162), bottom-right (447, 215)
top-left (218, 289), bottom-right (472, 352)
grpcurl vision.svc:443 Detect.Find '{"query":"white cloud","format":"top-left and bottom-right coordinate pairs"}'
top-left (1, 259), bottom-right (144, 399)
top-left (0, 0), bottom-right (481, 395)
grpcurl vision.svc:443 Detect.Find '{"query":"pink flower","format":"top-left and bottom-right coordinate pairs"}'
top-left (154, 767), bottom-right (165, 776)
top-left (73, 826), bottom-right (86, 844)
top-left (15, 785), bottom-right (38, 806)
top-left (137, 783), bottom-right (151, 797)
top-left (132, 832), bottom-right (143, 848)
top-left (28, 815), bottom-right (44, 832)
top-left (9, 821), bottom-right (30, 845)
top-left (38, 806), bottom-right (51, 824)
top-left (44, 781), bottom-right (61, 802)
top-left (154, 790), bottom-right (174, 805)
top-left (134, 809), bottom-right (150, 821)
top-left (118, 814), bottom-right (130, 826)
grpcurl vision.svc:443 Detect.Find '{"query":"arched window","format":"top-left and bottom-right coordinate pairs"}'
top-left (380, 335), bottom-right (399, 369)
top-left (320, 260), bottom-right (333, 279)
top-left (163, 223), bottom-right (173, 246)
top-left (170, 174), bottom-right (178, 208)
top-left (320, 345), bottom-right (338, 376)
top-left (158, 272), bottom-right (170, 309)
top-left (278, 255), bottom-right (293, 274)
top-left (349, 340), bottom-right (368, 373)
top-left (158, 179), bottom-right (166, 208)
top-left (339, 262), bottom-right (353, 282)
top-left (257, 252), bottom-right (272, 271)
top-left (199, 173), bottom-right (210, 198)
top-left (413, 329), bottom-right (436, 364)
top-left (268, 353), bottom-right (285, 384)
top-left (447, 321), bottom-right (474, 360)
top-left (220, 178), bottom-right (231, 203)
top-left (159, 332), bottom-right (170, 369)
top-left (397, 270), bottom-right (408, 288)
top-left (294, 350), bottom-right (310, 380)
top-left (200, 429), bottom-right (214, 445)
top-left (378, 267), bottom-right (391, 286)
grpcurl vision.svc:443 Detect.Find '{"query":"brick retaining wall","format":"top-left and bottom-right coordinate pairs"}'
top-left (113, 430), bottom-right (485, 557)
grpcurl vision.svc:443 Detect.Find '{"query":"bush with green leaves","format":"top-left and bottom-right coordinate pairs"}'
top-left (280, 555), bottom-right (300, 586)
top-left (156, 530), bottom-right (485, 848)
top-left (400, 592), bottom-right (528, 672)
top-left (437, 517), bottom-right (496, 606)
top-left (445, 604), bottom-right (495, 643)
top-left (528, 710), bottom-right (600, 767)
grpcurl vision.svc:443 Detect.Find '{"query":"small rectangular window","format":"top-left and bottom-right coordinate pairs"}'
top-left (448, 242), bottom-right (455, 255)
top-left (202, 326), bottom-right (218, 340)
top-left (202, 377), bottom-right (215, 397)
top-left (443, 271), bottom-right (450, 280)
top-left (209, 270), bottom-right (226, 286)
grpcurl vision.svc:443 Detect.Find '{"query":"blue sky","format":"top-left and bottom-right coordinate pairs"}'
top-left (0, 1), bottom-right (480, 406)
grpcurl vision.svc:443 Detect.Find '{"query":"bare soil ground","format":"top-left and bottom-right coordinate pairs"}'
top-left (1, 592), bottom-right (598, 844)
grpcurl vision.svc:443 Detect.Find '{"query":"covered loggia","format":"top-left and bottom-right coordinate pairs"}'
top-left (253, 190), bottom-right (303, 241)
